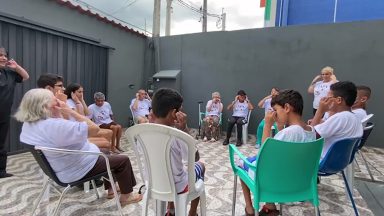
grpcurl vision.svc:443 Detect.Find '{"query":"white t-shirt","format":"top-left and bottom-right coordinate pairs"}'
top-left (20, 118), bottom-right (100, 183)
top-left (313, 81), bottom-right (334, 109)
top-left (130, 98), bottom-right (151, 118)
top-left (314, 111), bottom-right (363, 159)
top-left (263, 98), bottom-right (272, 114)
top-left (352, 108), bottom-right (367, 123)
top-left (206, 100), bottom-right (222, 117)
top-left (247, 124), bottom-right (316, 179)
top-left (232, 101), bottom-right (249, 118)
top-left (170, 138), bottom-right (191, 193)
top-left (88, 102), bottom-right (113, 125)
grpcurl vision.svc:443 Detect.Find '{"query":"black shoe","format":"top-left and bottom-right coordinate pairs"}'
top-left (223, 139), bottom-right (229, 145)
top-left (0, 172), bottom-right (13, 178)
top-left (236, 139), bottom-right (242, 146)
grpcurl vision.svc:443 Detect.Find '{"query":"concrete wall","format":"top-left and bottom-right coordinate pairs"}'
top-left (159, 20), bottom-right (384, 147)
top-left (0, 0), bottom-right (147, 126)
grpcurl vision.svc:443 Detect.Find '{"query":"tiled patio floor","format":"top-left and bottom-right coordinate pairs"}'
top-left (0, 129), bottom-right (383, 216)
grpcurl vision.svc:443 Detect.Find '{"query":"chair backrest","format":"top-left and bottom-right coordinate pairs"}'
top-left (361, 113), bottom-right (374, 126)
top-left (357, 122), bottom-right (374, 150)
top-left (319, 138), bottom-right (361, 175)
top-left (125, 123), bottom-right (198, 201)
top-left (24, 143), bottom-right (67, 187)
top-left (254, 138), bottom-right (324, 201)
top-left (129, 105), bottom-right (137, 125)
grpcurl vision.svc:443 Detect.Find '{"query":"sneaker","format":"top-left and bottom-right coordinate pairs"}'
top-left (210, 138), bottom-right (216, 142)
top-left (222, 139), bottom-right (229, 145)
top-left (0, 172), bottom-right (13, 178)
top-left (259, 205), bottom-right (280, 216)
top-left (236, 139), bottom-right (242, 146)
top-left (203, 136), bottom-right (208, 142)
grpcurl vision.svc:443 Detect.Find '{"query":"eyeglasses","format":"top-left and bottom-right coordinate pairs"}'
top-left (321, 73), bottom-right (331, 76)
top-left (54, 84), bottom-right (64, 87)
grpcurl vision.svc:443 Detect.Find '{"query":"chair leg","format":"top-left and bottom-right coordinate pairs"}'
top-left (84, 181), bottom-right (90, 193)
top-left (314, 206), bottom-right (320, 216)
top-left (360, 151), bottom-right (375, 181)
top-left (232, 175), bottom-right (237, 216)
top-left (31, 178), bottom-right (51, 216)
top-left (341, 171), bottom-right (359, 216)
top-left (199, 191), bottom-right (207, 216)
top-left (52, 185), bottom-right (71, 216)
top-left (354, 158), bottom-right (361, 172)
top-left (279, 204), bottom-right (283, 215)
top-left (91, 180), bottom-right (100, 199)
top-left (141, 190), bottom-right (149, 216)
top-left (110, 178), bottom-right (123, 216)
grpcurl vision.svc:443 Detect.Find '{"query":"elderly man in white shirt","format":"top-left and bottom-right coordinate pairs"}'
top-left (130, 89), bottom-right (152, 124)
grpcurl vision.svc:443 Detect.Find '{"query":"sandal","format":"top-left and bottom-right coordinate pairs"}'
top-left (120, 193), bottom-right (143, 206)
top-left (259, 205), bottom-right (280, 216)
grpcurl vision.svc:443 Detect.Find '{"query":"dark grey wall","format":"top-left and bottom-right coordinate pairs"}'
top-left (0, 0), bottom-right (147, 127)
top-left (158, 20), bottom-right (384, 147)
top-left (0, 19), bottom-right (108, 153)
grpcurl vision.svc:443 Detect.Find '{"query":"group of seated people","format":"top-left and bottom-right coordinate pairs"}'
top-left (16, 76), bottom-right (204, 215)
top-left (15, 71), bottom-right (372, 215)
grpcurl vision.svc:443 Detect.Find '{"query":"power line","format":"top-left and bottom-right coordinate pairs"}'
top-left (109, 0), bottom-right (139, 15)
top-left (72, 0), bottom-right (151, 35)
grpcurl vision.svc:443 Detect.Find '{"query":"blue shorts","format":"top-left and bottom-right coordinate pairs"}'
top-left (195, 162), bottom-right (204, 181)
top-left (242, 156), bottom-right (258, 171)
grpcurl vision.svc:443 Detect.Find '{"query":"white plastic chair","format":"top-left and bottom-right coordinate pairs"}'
top-left (125, 123), bottom-right (207, 216)
top-left (361, 113), bottom-right (373, 126)
top-left (235, 110), bottom-right (252, 144)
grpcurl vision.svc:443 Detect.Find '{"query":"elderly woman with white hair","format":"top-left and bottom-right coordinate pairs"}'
top-left (308, 66), bottom-right (338, 115)
top-left (202, 91), bottom-right (223, 142)
top-left (15, 88), bottom-right (142, 205)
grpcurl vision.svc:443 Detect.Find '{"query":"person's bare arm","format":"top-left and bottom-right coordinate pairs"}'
top-left (308, 75), bottom-right (321, 94)
top-left (7, 59), bottom-right (29, 81)
top-left (261, 111), bottom-right (276, 144)
top-left (246, 98), bottom-right (254, 110)
top-left (227, 95), bottom-right (238, 110)
top-left (311, 97), bottom-right (332, 126)
top-left (257, 95), bottom-right (271, 108)
top-left (132, 93), bottom-right (140, 111)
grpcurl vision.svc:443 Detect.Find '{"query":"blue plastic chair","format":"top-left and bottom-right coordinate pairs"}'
top-left (318, 137), bottom-right (361, 216)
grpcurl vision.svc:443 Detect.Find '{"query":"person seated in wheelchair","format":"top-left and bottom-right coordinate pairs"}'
top-left (130, 89), bottom-right (152, 124)
top-left (151, 88), bottom-right (205, 216)
top-left (202, 91), bottom-right (223, 142)
top-left (16, 89), bottom-right (142, 206)
top-left (239, 90), bottom-right (316, 216)
top-left (223, 90), bottom-right (254, 146)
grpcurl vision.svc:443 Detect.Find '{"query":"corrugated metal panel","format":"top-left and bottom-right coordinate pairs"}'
top-left (0, 20), bottom-right (108, 153)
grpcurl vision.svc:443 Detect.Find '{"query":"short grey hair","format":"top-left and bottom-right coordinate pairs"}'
top-left (94, 92), bottom-right (105, 100)
top-left (14, 88), bottom-right (53, 122)
top-left (212, 91), bottom-right (221, 98)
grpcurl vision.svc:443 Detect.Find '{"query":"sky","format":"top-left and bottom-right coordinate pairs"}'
top-left (74, 0), bottom-right (265, 36)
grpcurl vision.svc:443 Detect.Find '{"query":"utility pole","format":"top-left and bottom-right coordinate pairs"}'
top-left (202, 0), bottom-right (207, 32)
top-left (221, 8), bottom-right (226, 31)
top-left (152, 0), bottom-right (161, 37)
top-left (165, 0), bottom-right (172, 36)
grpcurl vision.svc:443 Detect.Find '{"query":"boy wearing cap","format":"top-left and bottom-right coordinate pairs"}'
top-left (223, 90), bottom-right (254, 146)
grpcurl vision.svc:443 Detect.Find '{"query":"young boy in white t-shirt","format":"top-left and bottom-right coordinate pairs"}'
top-left (151, 88), bottom-right (205, 216)
top-left (311, 81), bottom-right (363, 159)
top-left (241, 90), bottom-right (316, 216)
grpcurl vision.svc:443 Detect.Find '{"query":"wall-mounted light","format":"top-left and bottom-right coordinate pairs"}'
top-left (128, 84), bottom-right (135, 89)
top-left (156, 78), bottom-right (160, 82)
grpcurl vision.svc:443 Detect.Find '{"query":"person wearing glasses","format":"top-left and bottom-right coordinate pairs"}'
top-left (307, 66), bottom-right (338, 115)
top-left (37, 73), bottom-right (67, 102)
top-left (0, 46), bottom-right (29, 178)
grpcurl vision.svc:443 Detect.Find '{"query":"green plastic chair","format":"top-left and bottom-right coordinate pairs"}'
top-left (229, 137), bottom-right (324, 216)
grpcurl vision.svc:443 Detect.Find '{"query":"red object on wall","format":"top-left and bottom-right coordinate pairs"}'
top-left (260, 0), bottom-right (266, 7)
